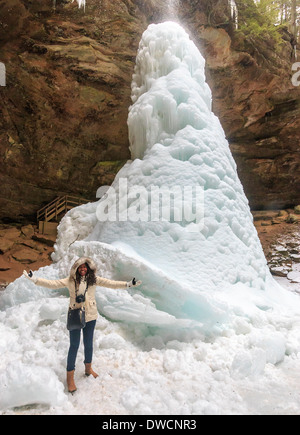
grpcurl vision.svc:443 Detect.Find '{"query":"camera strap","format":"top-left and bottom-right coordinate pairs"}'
top-left (75, 279), bottom-right (89, 300)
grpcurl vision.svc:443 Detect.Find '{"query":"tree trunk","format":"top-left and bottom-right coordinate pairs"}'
top-left (290, 0), bottom-right (297, 42)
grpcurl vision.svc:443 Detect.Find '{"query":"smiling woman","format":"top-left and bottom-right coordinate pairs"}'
top-left (22, 256), bottom-right (141, 393)
top-left (78, 263), bottom-right (87, 276)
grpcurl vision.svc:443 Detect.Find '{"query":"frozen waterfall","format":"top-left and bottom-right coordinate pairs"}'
top-left (2, 21), bottom-right (300, 415)
top-left (47, 22), bottom-right (299, 329)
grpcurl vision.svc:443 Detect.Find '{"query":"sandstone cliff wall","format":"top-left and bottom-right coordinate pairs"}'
top-left (0, 0), bottom-right (299, 221)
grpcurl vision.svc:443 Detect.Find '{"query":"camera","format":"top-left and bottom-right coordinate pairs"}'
top-left (76, 294), bottom-right (86, 304)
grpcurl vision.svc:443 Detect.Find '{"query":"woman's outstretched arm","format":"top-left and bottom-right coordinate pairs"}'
top-left (96, 276), bottom-right (142, 289)
top-left (23, 270), bottom-right (69, 290)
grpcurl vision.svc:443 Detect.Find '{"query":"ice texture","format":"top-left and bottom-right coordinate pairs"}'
top-left (52, 22), bottom-right (296, 329)
top-left (1, 22), bottom-right (300, 414)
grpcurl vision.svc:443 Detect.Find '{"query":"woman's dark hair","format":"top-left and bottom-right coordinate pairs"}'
top-left (75, 263), bottom-right (96, 287)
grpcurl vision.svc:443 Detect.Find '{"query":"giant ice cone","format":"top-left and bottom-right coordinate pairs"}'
top-left (49, 22), bottom-right (295, 329)
top-left (3, 21), bottom-right (300, 415)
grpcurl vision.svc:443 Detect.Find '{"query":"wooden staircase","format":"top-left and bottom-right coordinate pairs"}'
top-left (37, 195), bottom-right (89, 235)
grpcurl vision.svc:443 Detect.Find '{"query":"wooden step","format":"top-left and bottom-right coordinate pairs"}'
top-left (37, 195), bottom-right (89, 234)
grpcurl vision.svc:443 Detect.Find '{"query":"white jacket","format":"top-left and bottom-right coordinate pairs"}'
top-left (34, 257), bottom-right (127, 322)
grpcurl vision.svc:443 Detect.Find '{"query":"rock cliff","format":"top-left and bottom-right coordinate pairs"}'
top-left (183, 1), bottom-right (300, 211)
top-left (0, 0), bottom-right (299, 221)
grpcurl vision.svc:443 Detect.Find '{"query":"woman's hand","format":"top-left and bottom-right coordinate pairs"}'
top-left (127, 277), bottom-right (142, 288)
top-left (23, 270), bottom-right (37, 283)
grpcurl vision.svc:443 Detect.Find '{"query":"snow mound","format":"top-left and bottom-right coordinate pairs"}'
top-left (0, 362), bottom-right (66, 411)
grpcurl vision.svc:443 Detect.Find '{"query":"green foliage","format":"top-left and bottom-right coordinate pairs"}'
top-left (235, 0), bottom-right (285, 46)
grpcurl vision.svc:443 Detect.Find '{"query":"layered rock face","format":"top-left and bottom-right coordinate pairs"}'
top-left (0, 0), bottom-right (299, 221)
top-left (178, 0), bottom-right (300, 210)
top-left (0, 0), bottom-right (144, 220)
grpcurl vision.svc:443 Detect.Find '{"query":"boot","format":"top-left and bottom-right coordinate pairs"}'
top-left (67, 370), bottom-right (77, 394)
top-left (85, 363), bottom-right (98, 378)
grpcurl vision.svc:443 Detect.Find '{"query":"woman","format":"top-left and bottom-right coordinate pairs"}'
top-left (23, 256), bottom-right (141, 394)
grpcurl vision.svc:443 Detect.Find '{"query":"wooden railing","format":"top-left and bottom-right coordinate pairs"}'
top-left (37, 195), bottom-right (89, 223)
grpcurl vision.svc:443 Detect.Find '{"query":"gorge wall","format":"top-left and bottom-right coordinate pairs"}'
top-left (0, 0), bottom-right (299, 222)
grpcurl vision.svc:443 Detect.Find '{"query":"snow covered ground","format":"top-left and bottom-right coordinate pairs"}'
top-left (1, 22), bottom-right (300, 415)
top-left (1, 267), bottom-right (300, 415)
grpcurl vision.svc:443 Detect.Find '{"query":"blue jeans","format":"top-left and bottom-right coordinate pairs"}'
top-left (67, 320), bottom-right (96, 372)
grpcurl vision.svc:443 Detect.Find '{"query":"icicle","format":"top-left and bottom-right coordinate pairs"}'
top-left (0, 62), bottom-right (6, 87)
top-left (229, 0), bottom-right (238, 29)
top-left (74, 0), bottom-right (86, 10)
